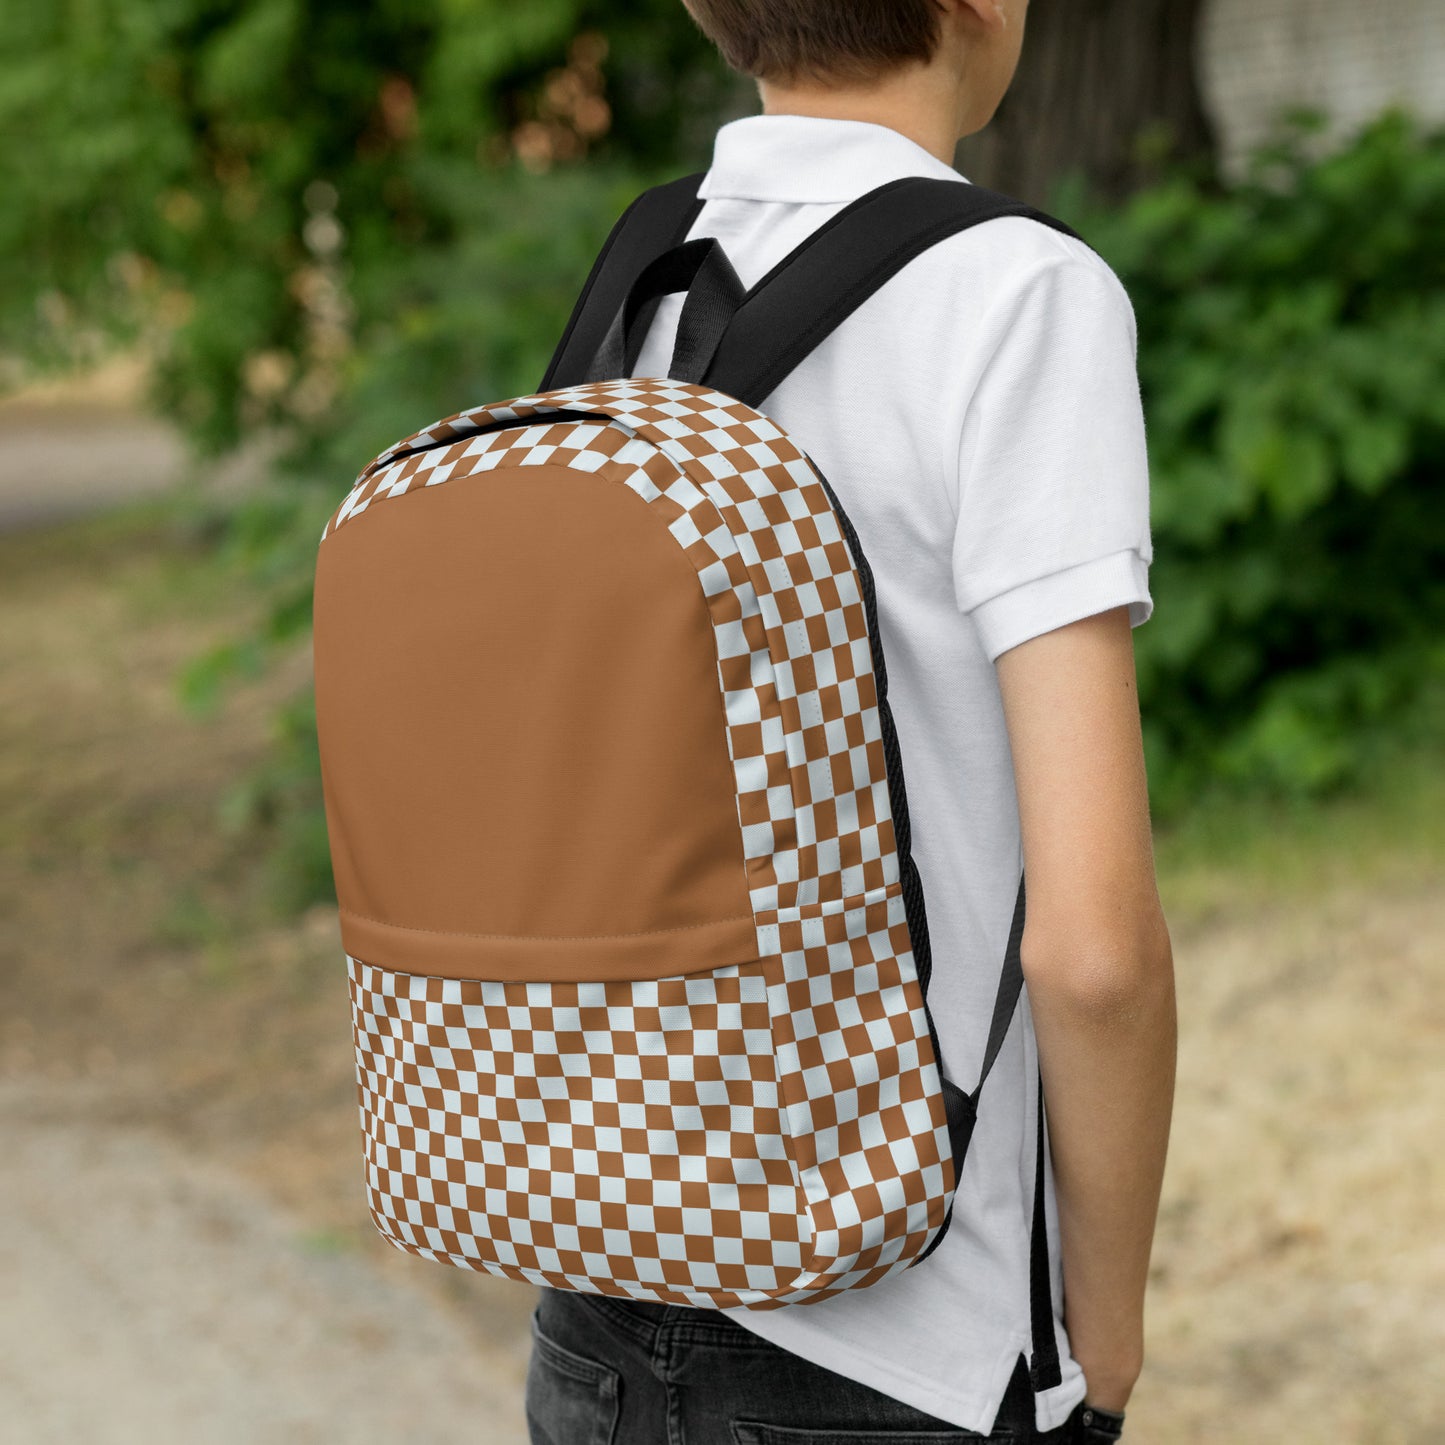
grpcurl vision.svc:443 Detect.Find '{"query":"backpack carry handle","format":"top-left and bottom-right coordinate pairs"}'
top-left (582, 236), bottom-right (746, 385)
top-left (541, 172), bottom-right (704, 392)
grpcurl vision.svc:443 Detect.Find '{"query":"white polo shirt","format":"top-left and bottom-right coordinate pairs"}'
top-left (633, 114), bottom-right (1154, 1436)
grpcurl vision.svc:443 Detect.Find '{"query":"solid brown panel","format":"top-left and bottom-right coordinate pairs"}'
top-left (313, 461), bottom-right (755, 982)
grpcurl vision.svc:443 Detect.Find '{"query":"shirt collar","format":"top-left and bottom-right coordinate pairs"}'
top-left (697, 114), bottom-right (969, 203)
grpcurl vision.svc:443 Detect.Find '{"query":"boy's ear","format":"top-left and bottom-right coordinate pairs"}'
top-left (944, 0), bottom-right (1010, 30)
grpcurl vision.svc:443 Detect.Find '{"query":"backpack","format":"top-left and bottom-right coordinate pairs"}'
top-left (312, 171), bottom-right (1079, 1385)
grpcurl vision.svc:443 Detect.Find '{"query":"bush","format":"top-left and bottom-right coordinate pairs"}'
top-left (0, 0), bottom-right (738, 442)
top-left (0, 1), bottom-right (741, 912)
top-left (1058, 107), bottom-right (1445, 817)
top-left (5, 7), bottom-right (1440, 894)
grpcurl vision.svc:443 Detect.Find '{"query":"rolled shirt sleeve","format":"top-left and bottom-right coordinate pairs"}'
top-left (951, 253), bottom-right (1154, 664)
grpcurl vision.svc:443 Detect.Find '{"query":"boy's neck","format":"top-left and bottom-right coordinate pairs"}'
top-left (756, 69), bottom-right (968, 166)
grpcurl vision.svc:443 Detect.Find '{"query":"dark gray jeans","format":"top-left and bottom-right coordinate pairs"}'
top-left (525, 1287), bottom-right (1124, 1444)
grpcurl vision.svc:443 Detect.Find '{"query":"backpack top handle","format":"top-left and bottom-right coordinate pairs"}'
top-left (540, 172), bottom-right (705, 392)
top-left (581, 235), bottom-right (746, 385)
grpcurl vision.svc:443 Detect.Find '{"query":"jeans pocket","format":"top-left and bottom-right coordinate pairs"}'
top-left (524, 1315), bottom-right (622, 1445)
top-left (731, 1424), bottom-right (998, 1444)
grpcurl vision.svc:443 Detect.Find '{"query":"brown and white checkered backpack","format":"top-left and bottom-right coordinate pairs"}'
top-left (312, 172), bottom-right (1077, 1360)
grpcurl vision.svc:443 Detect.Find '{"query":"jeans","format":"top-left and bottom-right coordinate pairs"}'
top-left (525, 1287), bottom-right (1125, 1443)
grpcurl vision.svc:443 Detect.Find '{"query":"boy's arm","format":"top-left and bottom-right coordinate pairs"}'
top-left (995, 603), bottom-right (1177, 1414)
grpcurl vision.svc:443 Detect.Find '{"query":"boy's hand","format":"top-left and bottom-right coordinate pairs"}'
top-left (1074, 1348), bottom-right (1139, 1411)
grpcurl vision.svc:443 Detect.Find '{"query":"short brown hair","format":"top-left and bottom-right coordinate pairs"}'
top-left (681, 0), bottom-right (942, 85)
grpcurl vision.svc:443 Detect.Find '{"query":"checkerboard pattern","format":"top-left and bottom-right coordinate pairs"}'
top-left (351, 956), bottom-right (804, 1307)
top-left (326, 378), bottom-right (955, 1306)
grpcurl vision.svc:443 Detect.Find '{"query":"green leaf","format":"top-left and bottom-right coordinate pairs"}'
top-left (1255, 426), bottom-right (1334, 521)
top-left (197, 0), bottom-right (301, 110)
top-left (1336, 411), bottom-right (1411, 494)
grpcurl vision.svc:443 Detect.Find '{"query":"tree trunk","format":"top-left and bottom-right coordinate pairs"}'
top-left (955, 0), bottom-right (1219, 207)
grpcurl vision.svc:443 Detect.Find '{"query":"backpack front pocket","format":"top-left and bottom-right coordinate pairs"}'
top-left (348, 954), bottom-right (806, 1307)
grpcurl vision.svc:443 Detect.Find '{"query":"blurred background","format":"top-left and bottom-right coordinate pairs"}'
top-left (1, 1), bottom-right (1442, 1441)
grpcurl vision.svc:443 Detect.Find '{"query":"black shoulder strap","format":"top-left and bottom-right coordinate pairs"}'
top-left (974, 869), bottom-right (1028, 1103)
top-left (540, 172), bottom-right (706, 392)
top-left (1031, 1072), bottom-right (1063, 1390)
top-left (974, 871), bottom-right (1062, 1392)
top-left (704, 176), bottom-right (1086, 409)
top-left (910, 865), bottom-right (1061, 1391)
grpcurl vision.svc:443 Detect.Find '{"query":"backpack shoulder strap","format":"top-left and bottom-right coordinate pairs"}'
top-left (704, 176), bottom-right (1087, 409)
top-left (540, 172), bottom-right (707, 391)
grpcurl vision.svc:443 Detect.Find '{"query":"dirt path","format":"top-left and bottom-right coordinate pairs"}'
top-left (0, 1081), bottom-right (529, 1445)
top-left (0, 409), bottom-right (184, 533)
top-left (0, 360), bottom-right (268, 535)
top-left (0, 398), bottom-right (535, 1445)
top-left (1132, 878), bottom-right (1445, 1444)
top-left (0, 362), bottom-right (185, 533)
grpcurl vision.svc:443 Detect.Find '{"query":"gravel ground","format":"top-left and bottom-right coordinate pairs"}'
top-left (0, 1078), bottom-right (530, 1445)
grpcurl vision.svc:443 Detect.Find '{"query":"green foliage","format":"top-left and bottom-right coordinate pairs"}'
top-left (0, 0), bottom-right (740, 443)
top-left (5, 4), bottom-right (1442, 900)
top-left (1, 0), bottom-right (743, 911)
top-left (1056, 107), bottom-right (1445, 817)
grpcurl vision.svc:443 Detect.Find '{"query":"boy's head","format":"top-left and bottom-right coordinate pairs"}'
top-left (682, 0), bottom-right (943, 86)
top-left (682, 0), bottom-right (1026, 144)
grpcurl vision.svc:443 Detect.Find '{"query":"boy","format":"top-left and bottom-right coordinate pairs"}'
top-left (526, 2), bottom-right (1177, 1440)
